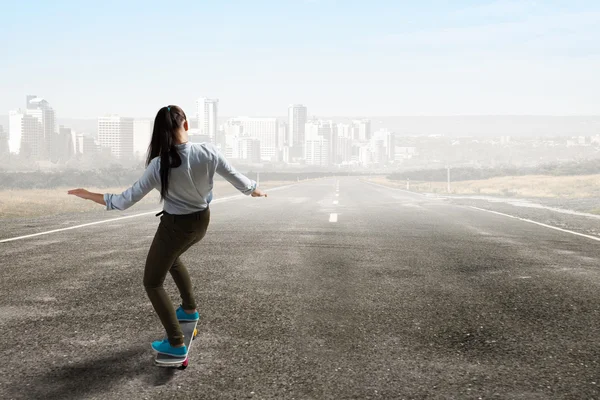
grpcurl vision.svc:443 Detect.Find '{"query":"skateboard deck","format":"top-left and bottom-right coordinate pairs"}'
top-left (154, 320), bottom-right (198, 369)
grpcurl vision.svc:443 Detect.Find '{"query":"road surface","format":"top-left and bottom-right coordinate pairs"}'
top-left (1, 177), bottom-right (599, 399)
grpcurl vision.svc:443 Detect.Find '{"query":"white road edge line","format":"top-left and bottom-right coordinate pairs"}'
top-left (469, 206), bottom-right (600, 243)
top-left (329, 213), bottom-right (338, 222)
top-left (0, 182), bottom-right (300, 244)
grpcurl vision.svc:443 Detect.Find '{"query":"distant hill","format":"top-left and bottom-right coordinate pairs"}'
top-left (366, 116), bottom-right (600, 137)
top-left (0, 115), bottom-right (598, 138)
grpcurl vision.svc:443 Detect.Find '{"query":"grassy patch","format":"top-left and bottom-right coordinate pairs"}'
top-left (367, 175), bottom-right (600, 199)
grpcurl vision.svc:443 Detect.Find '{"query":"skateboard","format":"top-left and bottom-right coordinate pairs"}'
top-left (154, 320), bottom-right (198, 370)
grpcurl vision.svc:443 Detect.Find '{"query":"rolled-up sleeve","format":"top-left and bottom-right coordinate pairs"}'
top-left (104, 159), bottom-right (160, 210)
top-left (211, 145), bottom-right (256, 195)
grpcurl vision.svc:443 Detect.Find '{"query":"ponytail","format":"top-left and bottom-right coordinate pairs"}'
top-left (147, 105), bottom-right (187, 200)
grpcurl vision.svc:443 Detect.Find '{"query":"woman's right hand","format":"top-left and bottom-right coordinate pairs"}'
top-left (251, 189), bottom-right (267, 197)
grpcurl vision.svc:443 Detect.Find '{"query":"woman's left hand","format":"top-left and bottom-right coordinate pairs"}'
top-left (68, 188), bottom-right (92, 200)
top-left (68, 189), bottom-right (107, 206)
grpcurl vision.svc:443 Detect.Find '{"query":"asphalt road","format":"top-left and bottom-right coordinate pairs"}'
top-left (1, 177), bottom-right (599, 399)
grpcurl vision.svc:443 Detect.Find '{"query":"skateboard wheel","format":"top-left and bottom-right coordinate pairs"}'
top-left (193, 328), bottom-right (198, 338)
top-left (178, 359), bottom-right (189, 370)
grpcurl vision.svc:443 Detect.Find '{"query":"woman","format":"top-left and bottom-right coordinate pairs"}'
top-left (68, 105), bottom-right (267, 356)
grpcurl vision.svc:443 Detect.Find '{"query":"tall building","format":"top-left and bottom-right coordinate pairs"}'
top-left (336, 123), bottom-right (353, 164)
top-left (25, 96), bottom-right (57, 159)
top-left (133, 119), bottom-right (152, 160)
top-left (351, 143), bottom-right (361, 163)
top-left (352, 119), bottom-right (371, 142)
top-left (336, 136), bottom-right (353, 164)
top-left (8, 109), bottom-right (44, 158)
top-left (277, 121), bottom-right (287, 150)
top-left (337, 123), bottom-right (352, 139)
top-left (282, 146), bottom-right (291, 164)
top-left (237, 137), bottom-right (261, 163)
top-left (305, 137), bottom-right (330, 166)
top-left (288, 104), bottom-right (307, 158)
top-left (229, 117), bottom-right (278, 161)
top-left (304, 119), bottom-right (336, 165)
top-left (371, 129), bottom-right (396, 164)
top-left (98, 115), bottom-right (134, 160)
top-left (53, 125), bottom-right (77, 162)
top-left (358, 145), bottom-right (373, 165)
top-left (322, 120), bottom-right (337, 165)
top-left (76, 133), bottom-right (100, 155)
top-left (222, 119), bottom-right (244, 158)
top-left (223, 119), bottom-right (244, 137)
top-left (196, 98), bottom-right (218, 143)
top-left (370, 137), bottom-right (386, 164)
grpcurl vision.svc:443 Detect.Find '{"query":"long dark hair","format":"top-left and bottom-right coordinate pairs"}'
top-left (147, 105), bottom-right (187, 200)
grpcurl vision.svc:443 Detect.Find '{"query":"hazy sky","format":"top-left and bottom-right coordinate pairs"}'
top-left (1, 0), bottom-right (599, 118)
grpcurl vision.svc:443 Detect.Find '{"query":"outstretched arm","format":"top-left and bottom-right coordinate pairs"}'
top-left (68, 159), bottom-right (160, 210)
top-left (213, 146), bottom-right (267, 197)
top-left (67, 189), bottom-right (106, 206)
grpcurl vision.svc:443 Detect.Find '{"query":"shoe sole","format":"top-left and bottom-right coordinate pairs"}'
top-left (151, 345), bottom-right (188, 357)
top-left (177, 314), bottom-right (200, 322)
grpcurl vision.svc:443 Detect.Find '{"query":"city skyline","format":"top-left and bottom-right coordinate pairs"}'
top-left (6, 93), bottom-right (389, 167)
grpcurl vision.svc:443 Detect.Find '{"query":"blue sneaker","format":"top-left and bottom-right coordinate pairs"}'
top-left (176, 305), bottom-right (200, 321)
top-left (151, 338), bottom-right (187, 356)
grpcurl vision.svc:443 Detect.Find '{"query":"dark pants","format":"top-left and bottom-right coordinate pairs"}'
top-left (143, 208), bottom-right (210, 346)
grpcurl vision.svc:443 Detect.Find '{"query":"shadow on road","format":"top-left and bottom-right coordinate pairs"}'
top-left (7, 346), bottom-right (177, 400)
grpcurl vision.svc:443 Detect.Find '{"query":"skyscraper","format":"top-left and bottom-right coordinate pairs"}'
top-left (336, 136), bottom-right (353, 164)
top-left (229, 117), bottom-right (278, 161)
top-left (304, 119), bottom-right (336, 165)
top-left (304, 137), bottom-right (329, 166)
top-left (277, 121), bottom-right (288, 163)
top-left (336, 123), bottom-right (353, 164)
top-left (98, 115), bottom-right (134, 160)
top-left (288, 104), bottom-right (307, 158)
top-left (304, 120), bottom-right (330, 166)
top-left (54, 125), bottom-right (77, 162)
top-left (25, 95), bottom-right (57, 159)
top-left (222, 119), bottom-right (244, 158)
top-left (76, 133), bottom-right (100, 156)
top-left (371, 129), bottom-right (396, 164)
top-left (352, 119), bottom-right (371, 142)
top-left (196, 98), bottom-right (218, 143)
top-left (236, 137), bottom-right (261, 163)
top-left (8, 109), bottom-right (44, 158)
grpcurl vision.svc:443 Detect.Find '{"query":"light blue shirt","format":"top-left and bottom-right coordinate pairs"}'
top-left (103, 142), bottom-right (257, 214)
